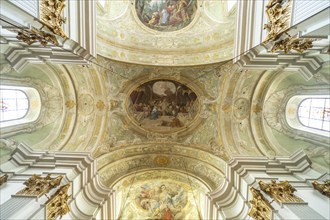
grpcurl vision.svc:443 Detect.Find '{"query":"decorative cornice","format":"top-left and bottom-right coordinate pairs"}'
top-left (0, 143), bottom-right (112, 219)
top-left (3, 41), bottom-right (93, 72)
top-left (237, 45), bottom-right (323, 80)
top-left (207, 150), bottom-right (320, 220)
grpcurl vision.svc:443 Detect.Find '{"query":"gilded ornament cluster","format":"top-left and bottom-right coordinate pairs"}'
top-left (248, 187), bottom-right (273, 220)
top-left (248, 180), bottom-right (305, 220)
top-left (263, 0), bottom-right (315, 53)
top-left (14, 0), bottom-right (67, 46)
top-left (312, 180), bottom-right (330, 198)
top-left (15, 174), bottom-right (71, 220)
top-left (0, 174), bottom-right (8, 186)
top-left (39, 0), bottom-right (67, 38)
top-left (45, 184), bottom-right (71, 220)
top-left (16, 28), bottom-right (59, 46)
top-left (16, 174), bottom-right (63, 197)
top-left (259, 180), bottom-right (304, 204)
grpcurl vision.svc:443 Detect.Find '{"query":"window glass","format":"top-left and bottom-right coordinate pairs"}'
top-left (298, 98), bottom-right (330, 131)
top-left (0, 89), bottom-right (29, 122)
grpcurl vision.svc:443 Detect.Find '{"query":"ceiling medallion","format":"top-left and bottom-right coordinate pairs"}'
top-left (154, 155), bottom-right (170, 166)
top-left (135, 0), bottom-right (198, 32)
top-left (127, 79), bottom-right (199, 134)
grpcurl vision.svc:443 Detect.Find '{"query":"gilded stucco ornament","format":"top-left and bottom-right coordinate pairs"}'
top-left (270, 36), bottom-right (315, 54)
top-left (16, 174), bottom-right (63, 197)
top-left (312, 180), bottom-right (330, 198)
top-left (96, 100), bottom-right (106, 110)
top-left (259, 180), bottom-right (304, 204)
top-left (248, 187), bottom-right (273, 220)
top-left (154, 155), bottom-right (170, 166)
top-left (263, 0), bottom-right (316, 54)
top-left (263, 0), bottom-right (291, 43)
top-left (16, 28), bottom-right (59, 46)
top-left (0, 174), bottom-right (8, 186)
top-left (45, 183), bottom-right (71, 220)
top-left (65, 100), bottom-right (75, 109)
top-left (39, 0), bottom-right (67, 38)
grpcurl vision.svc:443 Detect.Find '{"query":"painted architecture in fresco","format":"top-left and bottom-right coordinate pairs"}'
top-left (135, 0), bottom-right (198, 32)
top-left (128, 80), bottom-right (198, 133)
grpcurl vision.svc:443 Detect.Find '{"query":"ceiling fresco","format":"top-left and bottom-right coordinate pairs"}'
top-left (96, 0), bottom-right (236, 65)
top-left (114, 170), bottom-right (208, 220)
top-left (128, 80), bottom-right (198, 133)
top-left (135, 0), bottom-right (198, 32)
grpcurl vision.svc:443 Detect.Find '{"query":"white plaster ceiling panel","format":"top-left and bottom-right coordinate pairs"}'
top-left (96, 0), bottom-right (236, 66)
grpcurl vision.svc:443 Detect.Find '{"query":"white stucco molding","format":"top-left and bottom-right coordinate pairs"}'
top-left (1, 0), bottom-right (96, 72)
top-left (0, 143), bottom-right (113, 220)
top-left (207, 150), bottom-right (325, 220)
top-left (236, 45), bottom-right (324, 81)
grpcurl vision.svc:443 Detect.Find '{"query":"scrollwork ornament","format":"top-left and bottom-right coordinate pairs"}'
top-left (263, 0), bottom-right (318, 54)
top-left (16, 174), bottom-right (63, 197)
top-left (39, 0), bottom-right (67, 38)
top-left (312, 180), bottom-right (330, 198)
top-left (248, 187), bottom-right (273, 220)
top-left (259, 180), bottom-right (304, 204)
top-left (16, 28), bottom-right (59, 46)
top-left (263, 0), bottom-right (291, 43)
top-left (45, 183), bottom-right (71, 220)
top-left (270, 36), bottom-right (315, 54)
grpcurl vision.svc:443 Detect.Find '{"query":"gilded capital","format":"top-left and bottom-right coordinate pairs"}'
top-left (259, 180), bottom-right (304, 204)
top-left (16, 174), bottom-right (63, 197)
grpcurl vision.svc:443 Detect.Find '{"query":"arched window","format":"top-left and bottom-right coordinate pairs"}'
top-left (0, 86), bottom-right (41, 128)
top-left (298, 98), bottom-right (330, 131)
top-left (0, 89), bottom-right (29, 122)
top-left (286, 95), bottom-right (330, 137)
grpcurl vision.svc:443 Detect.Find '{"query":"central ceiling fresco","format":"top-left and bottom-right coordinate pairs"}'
top-left (135, 0), bottom-right (198, 32)
top-left (128, 80), bottom-right (198, 133)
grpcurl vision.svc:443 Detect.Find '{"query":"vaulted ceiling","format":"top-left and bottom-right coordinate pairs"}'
top-left (1, 1), bottom-right (329, 219)
top-left (96, 0), bottom-right (236, 66)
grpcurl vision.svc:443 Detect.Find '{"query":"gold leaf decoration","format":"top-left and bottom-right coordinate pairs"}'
top-left (45, 183), bottom-right (71, 220)
top-left (16, 28), bottom-right (59, 46)
top-left (40, 0), bottom-right (67, 38)
top-left (16, 174), bottom-right (63, 197)
top-left (248, 187), bottom-right (273, 220)
top-left (312, 180), bottom-right (330, 198)
top-left (259, 180), bottom-right (304, 204)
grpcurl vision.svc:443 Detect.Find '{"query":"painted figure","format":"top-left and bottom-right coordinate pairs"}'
top-left (150, 106), bottom-right (158, 119)
top-left (135, 0), bottom-right (197, 32)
